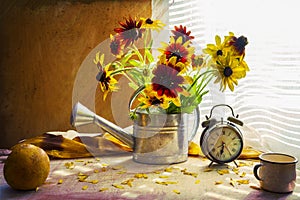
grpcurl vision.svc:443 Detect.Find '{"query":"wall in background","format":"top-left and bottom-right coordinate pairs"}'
top-left (0, 0), bottom-right (152, 148)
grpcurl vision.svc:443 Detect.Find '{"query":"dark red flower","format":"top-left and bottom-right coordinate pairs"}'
top-left (164, 41), bottom-right (189, 63)
top-left (172, 25), bottom-right (194, 43)
top-left (228, 35), bottom-right (248, 56)
top-left (151, 64), bottom-right (185, 98)
top-left (114, 17), bottom-right (144, 47)
top-left (110, 35), bottom-right (123, 56)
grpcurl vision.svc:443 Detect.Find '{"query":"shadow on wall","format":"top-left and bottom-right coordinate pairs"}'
top-left (0, 0), bottom-right (151, 148)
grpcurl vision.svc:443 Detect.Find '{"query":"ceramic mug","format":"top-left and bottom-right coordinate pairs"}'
top-left (253, 152), bottom-right (298, 193)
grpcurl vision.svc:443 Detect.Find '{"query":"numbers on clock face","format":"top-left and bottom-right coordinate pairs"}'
top-left (206, 127), bottom-right (242, 162)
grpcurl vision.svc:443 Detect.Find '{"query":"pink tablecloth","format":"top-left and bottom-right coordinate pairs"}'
top-left (1, 149), bottom-right (300, 200)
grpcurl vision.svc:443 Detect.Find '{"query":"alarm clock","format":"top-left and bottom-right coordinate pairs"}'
top-left (200, 104), bottom-right (244, 167)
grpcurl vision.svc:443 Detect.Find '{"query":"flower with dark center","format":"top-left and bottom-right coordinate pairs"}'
top-left (216, 50), bottom-right (223, 56)
top-left (109, 34), bottom-right (123, 57)
top-left (203, 35), bottom-right (226, 61)
top-left (151, 64), bottom-right (185, 98)
top-left (145, 18), bottom-right (153, 24)
top-left (213, 54), bottom-right (247, 91)
top-left (93, 52), bottom-right (118, 100)
top-left (140, 17), bottom-right (165, 31)
top-left (114, 16), bottom-right (144, 47)
top-left (159, 36), bottom-right (194, 65)
top-left (223, 66), bottom-right (233, 77)
top-left (138, 85), bottom-right (169, 109)
top-left (158, 54), bottom-right (187, 73)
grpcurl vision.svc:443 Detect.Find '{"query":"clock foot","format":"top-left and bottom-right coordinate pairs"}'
top-left (233, 160), bottom-right (238, 167)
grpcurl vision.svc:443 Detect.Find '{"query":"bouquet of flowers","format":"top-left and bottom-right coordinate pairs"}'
top-left (94, 17), bottom-right (249, 118)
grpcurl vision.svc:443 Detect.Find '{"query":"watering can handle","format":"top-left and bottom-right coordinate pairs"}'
top-left (189, 107), bottom-right (200, 142)
top-left (189, 106), bottom-right (200, 142)
top-left (128, 86), bottom-right (200, 142)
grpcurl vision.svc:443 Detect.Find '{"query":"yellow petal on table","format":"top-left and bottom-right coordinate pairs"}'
top-left (217, 169), bottom-right (229, 175)
top-left (99, 187), bottom-right (109, 192)
top-left (88, 180), bottom-right (99, 184)
top-left (134, 173), bottom-right (148, 179)
top-left (240, 172), bottom-right (246, 178)
top-left (112, 184), bottom-right (124, 189)
top-left (215, 181), bottom-right (223, 185)
top-left (237, 179), bottom-right (250, 185)
top-left (188, 141), bottom-right (203, 156)
top-left (230, 178), bottom-right (236, 187)
top-left (82, 185), bottom-right (88, 190)
top-left (239, 147), bottom-right (262, 159)
top-left (173, 189), bottom-right (181, 194)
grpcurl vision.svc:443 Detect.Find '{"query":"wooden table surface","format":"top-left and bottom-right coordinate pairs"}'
top-left (1, 150), bottom-right (300, 200)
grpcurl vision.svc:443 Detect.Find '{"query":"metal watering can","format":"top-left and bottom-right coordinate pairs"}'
top-left (71, 102), bottom-right (200, 164)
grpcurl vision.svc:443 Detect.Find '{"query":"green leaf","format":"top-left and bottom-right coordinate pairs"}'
top-left (128, 59), bottom-right (142, 67)
top-left (120, 53), bottom-right (134, 65)
top-left (145, 48), bottom-right (154, 63)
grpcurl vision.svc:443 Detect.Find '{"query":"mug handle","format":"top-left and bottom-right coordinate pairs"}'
top-left (188, 106), bottom-right (200, 142)
top-left (253, 163), bottom-right (263, 180)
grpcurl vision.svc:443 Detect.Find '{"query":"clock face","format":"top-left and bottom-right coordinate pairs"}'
top-left (205, 126), bottom-right (243, 163)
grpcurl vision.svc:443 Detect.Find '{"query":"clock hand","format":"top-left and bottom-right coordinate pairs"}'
top-left (224, 145), bottom-right (233, 156)
top-left (220, 142), bottom-right (225, 155)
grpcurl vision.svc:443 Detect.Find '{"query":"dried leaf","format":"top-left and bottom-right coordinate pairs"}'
top-left (217, 169), bottom-right (229, 175)
top-left (99, 187), bottom-right (109, 192)
top-left (232, 167), bottom-right (239, 174)
top-left (134, 173), bottom-right (148, 179)
top-left (236, 179), bottom-right (250, 185)
top-left (88, 180), bottom-right (99, 184)
top-left (173, 189), bottom-right (181, 194)
top-left (84, 160), bottom-right (93, 165)
top-left (159, 175), bottom-right (169, 179)
top-left (203, 168), bottom-right (213, 172)
top-left (182, 170), bottom-right (198, 178)
top-left (117, 170), bottom-right (127, 175)
top-left (121, 179), bottom-right (134, 187)
top-left (82, 185), bottom-right (88, 190)
top-left (112, 166), bottom-right (123, 170)
top-left (112, 184), bottom-right (124, 189)
top-left (155, 180), bottom-right (178, 185)
top-left (164, 167), bottom-right (173, 172)
top-left (230, 178), bottom-right (236, 187)
top-left (153, 170), bottom-right (161, 174)
top-left (64, 162), bottom-right (75, 169)
top-left (188, 141), bottom-right (202, 156)
top-left (240, 172), bottom-right (246, 178)
top-left (101, 167), bottom-right (107, 172)
top-left (215, 181), bottom-right (223, 185)
top-left (78, 173), bottom-right (88, 182)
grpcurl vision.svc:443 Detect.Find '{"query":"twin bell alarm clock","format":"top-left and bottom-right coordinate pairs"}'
top-left (200, 104), bottom-right (244, 167)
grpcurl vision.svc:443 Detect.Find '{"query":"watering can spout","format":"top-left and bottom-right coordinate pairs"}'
top-left (71, 102), bottom-right (134, 148)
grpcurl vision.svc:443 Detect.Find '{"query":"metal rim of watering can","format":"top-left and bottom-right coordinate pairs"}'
top-left (128, 86), bottom-right (200, 142)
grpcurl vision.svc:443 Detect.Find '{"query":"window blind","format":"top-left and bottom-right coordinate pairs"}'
top-left (165, 0), bottom-right (300, 160)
